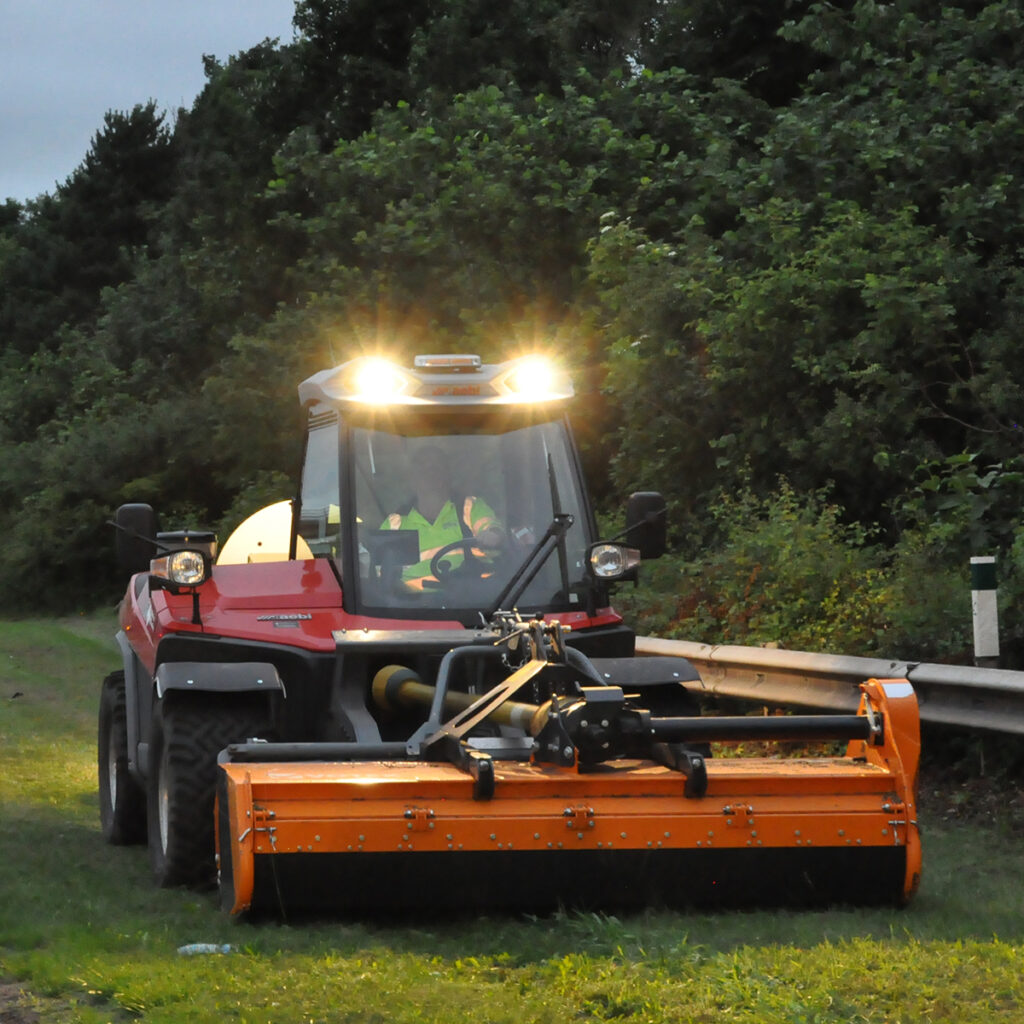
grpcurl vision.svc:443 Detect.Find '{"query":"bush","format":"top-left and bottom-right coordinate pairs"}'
top-left (617, 480), bottom-right (979, 661)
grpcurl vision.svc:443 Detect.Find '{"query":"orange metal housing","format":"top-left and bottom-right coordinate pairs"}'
top-left (216, 679), bottom-right (920, 916)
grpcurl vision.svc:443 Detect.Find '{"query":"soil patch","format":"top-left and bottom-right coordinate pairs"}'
top-left (0, 983), bottom-right (37, 1024)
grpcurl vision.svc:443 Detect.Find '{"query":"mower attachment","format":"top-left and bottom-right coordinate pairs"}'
top-left (215, 617), bottom-right (921, 916)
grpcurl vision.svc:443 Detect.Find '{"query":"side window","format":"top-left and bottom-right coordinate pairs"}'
top-left (298, 418), bottom-right (340, 557)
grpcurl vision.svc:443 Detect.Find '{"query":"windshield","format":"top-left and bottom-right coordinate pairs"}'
top-left (299, 412), bottom-right (595, 619)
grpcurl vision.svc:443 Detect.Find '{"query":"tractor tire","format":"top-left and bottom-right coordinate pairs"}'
top-left (147, 692), bottom-right (270, 889)
top-left (98, 671), bottom-right (146, 845)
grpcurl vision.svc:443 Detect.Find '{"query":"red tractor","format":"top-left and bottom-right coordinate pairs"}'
top-left (100, 354), bottom-right (920, 915)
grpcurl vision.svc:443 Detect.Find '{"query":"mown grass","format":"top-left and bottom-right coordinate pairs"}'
top-left (2, 613), bottom-right (1024, 1022)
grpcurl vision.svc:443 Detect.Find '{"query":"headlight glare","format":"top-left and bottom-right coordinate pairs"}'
top-left (506, 358), bottom-right (554, 396)
top-left (351, 358), bottom-right (413, 402)
top-left (493, 356), bottom-right (571, 402)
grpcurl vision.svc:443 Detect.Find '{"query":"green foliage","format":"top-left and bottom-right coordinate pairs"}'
top-left (882, 527), bottom-right (973, 662)
top-left (2, 0), bottom-right (1024, 637)
top-left (0, 103), bottom-right (175, 357)
top-left (597, 0), bottom-right (1024, 539)
top-left (894, 452), bottom-right (1024, 554)
top-left (212, 470), bottom-right (297, 541)
top-left (642, 0), bottom-right (830, 105)
top-left (618, 480), bottom-right (975, 661)
top-left (619, 482), bottom-right (889, 651)
top-left (890, 453), bottom-right (1024, 657)
top-left (264, 78), bottom-right (680, 342)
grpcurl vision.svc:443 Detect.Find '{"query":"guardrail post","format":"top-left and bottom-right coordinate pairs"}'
top-left (971, 555), bottom-right (1000, 667)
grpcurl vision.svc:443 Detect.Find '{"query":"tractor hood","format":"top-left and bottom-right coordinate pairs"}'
top-left (209, 560), bottom-right (341, 611)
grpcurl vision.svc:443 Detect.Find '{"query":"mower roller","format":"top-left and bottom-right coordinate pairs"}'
top-left (102, 353), bottom-right (921, 916)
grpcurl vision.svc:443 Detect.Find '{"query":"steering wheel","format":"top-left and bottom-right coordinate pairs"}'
top-left (429, 537), bottom-right (489, 581)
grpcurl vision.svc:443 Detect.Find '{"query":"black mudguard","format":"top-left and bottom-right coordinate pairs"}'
top-left (154, 661), bottom-right (286, 698)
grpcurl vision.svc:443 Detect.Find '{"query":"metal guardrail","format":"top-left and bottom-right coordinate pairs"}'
top-left (635, 636), bottom-right (1024, 736)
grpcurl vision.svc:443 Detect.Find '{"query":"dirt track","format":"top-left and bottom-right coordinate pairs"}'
top-left (0, 983), bottom-right (36, 1024)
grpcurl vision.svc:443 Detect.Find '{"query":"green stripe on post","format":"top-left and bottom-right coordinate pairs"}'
top-left (971, 555), bottom-right (1000, 663)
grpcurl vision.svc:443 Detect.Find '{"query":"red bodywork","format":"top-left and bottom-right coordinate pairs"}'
top-left (120, 559), bottom-right (625, 677)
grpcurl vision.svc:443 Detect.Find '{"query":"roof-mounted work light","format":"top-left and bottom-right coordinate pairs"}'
top-left (349, 358), bottom-right (415, 403)
top-left (493, 356), bottom-right (568, 402)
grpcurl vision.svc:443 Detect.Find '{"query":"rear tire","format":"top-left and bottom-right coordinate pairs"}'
top-left (98, 671), bottom-right (146, 844)
top-left (147, 693), bottom-right (269, 889)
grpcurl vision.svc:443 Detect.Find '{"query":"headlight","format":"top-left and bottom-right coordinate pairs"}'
top-left (589, 543), bottom-right (641, 580)
top-left (151, 549), bottom-right (210, 587)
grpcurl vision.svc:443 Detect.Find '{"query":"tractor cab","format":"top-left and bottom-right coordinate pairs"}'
top-left (295, 354), bottom-right (664, 625)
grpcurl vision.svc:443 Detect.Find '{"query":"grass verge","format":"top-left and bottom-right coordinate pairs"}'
top-left (1, 612), bottom-right (1023, 1022)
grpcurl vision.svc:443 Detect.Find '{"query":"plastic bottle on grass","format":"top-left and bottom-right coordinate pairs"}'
top-left (177, 943), bottom-right (233, 955)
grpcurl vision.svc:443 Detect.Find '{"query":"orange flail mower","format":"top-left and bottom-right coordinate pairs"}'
top-left (102, 354), bottom-right (921, 916)
top-left (215, 616), bottom-right (920, 916)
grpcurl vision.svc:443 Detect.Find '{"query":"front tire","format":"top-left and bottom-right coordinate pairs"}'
top-left (147, 693), bottom-right (269, 888)
top-left (98, 671), bottom-right (146, 844)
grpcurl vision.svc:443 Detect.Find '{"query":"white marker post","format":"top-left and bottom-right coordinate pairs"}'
top-left (970, 555), bottom-right (999, 666)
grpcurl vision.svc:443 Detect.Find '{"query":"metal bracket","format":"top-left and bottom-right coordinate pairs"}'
top-left (563, 805), bottom-right (595, 830)
top-left (723, 803), bottom-right (755, 828)
top-left (650, 742), bottom-right (708, 798)
top-left (252, 805), bottom-right (278, 849)
top-left (862, 696), bottom-right (884, 743)
top-left (883, 800), bottom-right (912, 845)
top-left (403, 807), bottom-right (436, 832)
top-left (425, 734), bottom-right (495, 800)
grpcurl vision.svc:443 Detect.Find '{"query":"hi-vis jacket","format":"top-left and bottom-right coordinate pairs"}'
top-left (381, 495), bottom-right (498, 588)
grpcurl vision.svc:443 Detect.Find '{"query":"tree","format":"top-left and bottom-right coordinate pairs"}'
top-left (594, 2), bottom-right (1024, 541)
top-left (5, 0), bottom-right (1024, 618)
top-left (0, 104), bottom-right (175, 357)
top-left (642, 0), bottom-right (832, 105)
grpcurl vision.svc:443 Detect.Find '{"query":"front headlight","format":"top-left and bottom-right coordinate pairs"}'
top-left (588, 543), bottom-right (641, 580)
top-left (151, 549), bottom-right (210, 587)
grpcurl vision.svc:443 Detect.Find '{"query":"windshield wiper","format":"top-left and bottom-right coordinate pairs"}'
top-left (546, 451), bottom-right (572, 604)
top-left (484, 513), bottom-right (574, 619)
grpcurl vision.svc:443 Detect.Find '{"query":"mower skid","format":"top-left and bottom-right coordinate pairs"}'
top-left (215, 679), bottom-right (920, 917)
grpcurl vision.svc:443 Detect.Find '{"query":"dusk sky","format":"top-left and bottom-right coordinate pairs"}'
top-left (1, 1), bottom-right (298, 203)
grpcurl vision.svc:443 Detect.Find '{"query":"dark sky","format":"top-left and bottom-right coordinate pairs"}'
top-left (1, 0), bottom-right (298, 203)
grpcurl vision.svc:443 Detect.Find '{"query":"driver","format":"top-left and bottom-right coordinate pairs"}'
top-left (380, 444), bottom-right (503, 589)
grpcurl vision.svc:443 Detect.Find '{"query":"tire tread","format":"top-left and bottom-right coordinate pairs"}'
top-left (149, 693), bottom-right (269, 888)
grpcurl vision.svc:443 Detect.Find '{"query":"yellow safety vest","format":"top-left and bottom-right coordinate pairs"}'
top-left (381, 496), bottom-right (497, 587)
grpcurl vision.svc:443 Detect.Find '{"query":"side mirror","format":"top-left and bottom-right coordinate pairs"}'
top-left (114, 503), bottom-right (159, 576)
top-left (625, 492), bottom-right (667, 560)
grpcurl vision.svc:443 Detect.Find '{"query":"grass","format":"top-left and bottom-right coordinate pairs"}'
top-left (2, 612), bottom-right (1024, 1022)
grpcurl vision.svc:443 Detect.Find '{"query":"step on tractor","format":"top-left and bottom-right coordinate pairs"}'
top-left (101, 353), bottom-right (921, 915)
